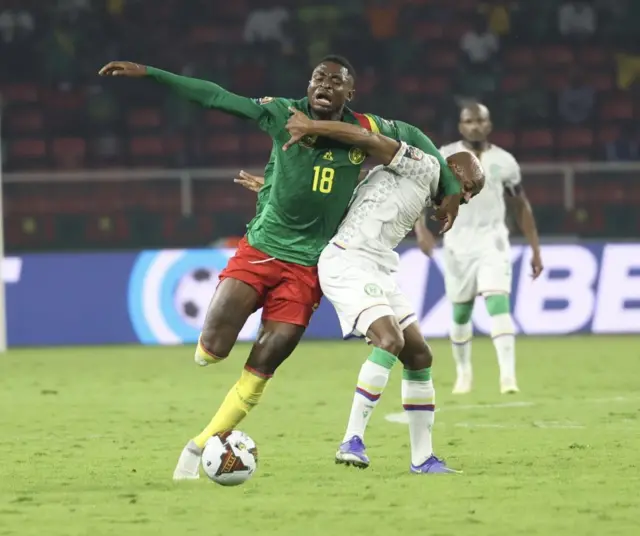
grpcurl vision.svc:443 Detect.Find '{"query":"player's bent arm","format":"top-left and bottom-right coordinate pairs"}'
top-left (145, 67), bottom-right (266, 121)
top-left (307, 121), bottom-right (400, 165)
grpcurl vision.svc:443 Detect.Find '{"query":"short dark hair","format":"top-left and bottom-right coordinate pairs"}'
top-left (319, 54), bottom-right (356, 82)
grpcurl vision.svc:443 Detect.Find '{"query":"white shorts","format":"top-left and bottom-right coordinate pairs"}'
top-left (318, 244), bottom-right (416, 339)
top-left (442, 246), bottom-right (512, 303)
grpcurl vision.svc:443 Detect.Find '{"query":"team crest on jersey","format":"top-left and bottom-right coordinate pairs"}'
top-left (406, 146), bottom-right (423, 161)
top-left (258, 96), bottom-right (274, 105)
top-left (364, 283), bottom-right (383, 297)
top-left (299, 135), bottom-right (318, 148)
top-left (349, 147), bottom-right (366, 165)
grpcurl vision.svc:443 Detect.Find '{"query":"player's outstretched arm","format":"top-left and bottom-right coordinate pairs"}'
top-left (99, 61), bottom-right (266, 121)
top-left (284, 108), bottom-right (400, 164)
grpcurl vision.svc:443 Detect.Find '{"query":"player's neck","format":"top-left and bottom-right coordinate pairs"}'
top-left (310, 108), bottom-right (344, 121)
top-left (463, 140), bottom-right (490, 156)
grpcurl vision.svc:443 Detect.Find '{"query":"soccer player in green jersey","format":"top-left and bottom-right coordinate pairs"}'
top-left (99, 55), bottom-right (464, 479)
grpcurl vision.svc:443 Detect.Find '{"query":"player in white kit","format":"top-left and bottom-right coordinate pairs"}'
top-left (415, 103), bottom-right (543, 395)
top-left (280, 110), bottom-right (484, 473)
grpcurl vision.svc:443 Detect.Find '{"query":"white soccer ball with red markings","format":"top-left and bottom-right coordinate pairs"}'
top-left (201, 430), bottom-right (258, 486)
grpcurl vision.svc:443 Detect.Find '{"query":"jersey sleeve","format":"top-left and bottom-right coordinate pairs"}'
top-left (146, 67), bottom-right (287, 134)
top-left (357, 113), bottom-right (398, 138)
top-left (387, 142), bottom-right (440, 180)
top-left (502, 154), bottom-right (523, 196)
top-left (395, 122), bottom-right (462, 197)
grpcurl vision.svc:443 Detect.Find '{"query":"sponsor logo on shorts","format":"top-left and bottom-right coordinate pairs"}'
top-left (364, 283), bottom-right (383, 297)
top-left (349, 147), bottom-right (366, 165)
top-left (258, 96), bottom-right (274, 105)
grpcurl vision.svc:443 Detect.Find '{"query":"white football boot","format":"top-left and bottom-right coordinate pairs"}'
top-left (173, 440), bottom-right (203, 480)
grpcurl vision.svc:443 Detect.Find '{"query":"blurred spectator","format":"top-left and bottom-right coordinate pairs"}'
top-left (558, 1), bottom-right (596, 38)
top-left (366, 0), bottom-right (399, 40)
top-left (460, 16), bottom-right (499, 66)
top-left (454, 66), bottom-right (500, 103)
top-left (0, 2), bottom-right (36, 80)
top-left (57, 0), bottom-right (93, 21)
top-left (479, 1), bottom-right (518, 37)
top-left (298, 1), bottom-right (342, 67)
top-left (0, 4), bottom-right (34, 43)
top-left (615, 44), bottom-right (640, 90)
top-left (604, 123), bottom-right (639, 161)
top-left (243, 5), bottom-right (291, 49)
top-left (558, 71), bottom-right (595, 124)
top-left (87, 84), bottom-right (118, 132)
top-left (106, 0), bottom-right (127, 17)
top-left (41, 18), bottom-right (81, 84)
top-left (513, 0), bottom-right (554, 41)
top-left (505, 72), bottom-right (550, 127)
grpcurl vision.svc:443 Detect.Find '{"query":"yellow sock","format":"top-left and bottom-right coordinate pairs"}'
top-left (192, 367), bottom-right (270, 448)
top-left (194, 336), bottom-right (225, 365)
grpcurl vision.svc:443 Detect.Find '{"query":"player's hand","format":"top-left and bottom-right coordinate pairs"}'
top-left (233, 170), bottom-right (264, 193)
top-left (531, 250), bottom-right (543, 279)
top-left (431, 194), bottom-right (461, 234)
top-left (98, 61), bottom-right (147, 77)
top-left (283, 107), bottom-right (314, 151)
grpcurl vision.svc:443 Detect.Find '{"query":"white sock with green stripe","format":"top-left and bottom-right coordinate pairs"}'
top-left (402, 368), bottom-right (435, 466)
top-left (342, 347), bottom-right (397, 443)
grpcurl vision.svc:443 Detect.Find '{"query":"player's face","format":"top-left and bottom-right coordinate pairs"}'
top-left (460, 175), bottom-right (484, 201)
top-left (459, 109), bottom-right (492, 144)
top-left (307, 62), bottom-right (354, 117)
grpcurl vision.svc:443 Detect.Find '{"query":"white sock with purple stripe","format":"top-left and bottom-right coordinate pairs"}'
top-left (342, 347), bottom-right (397, 443)
top-left (402, 368), bottom-right (435, 466)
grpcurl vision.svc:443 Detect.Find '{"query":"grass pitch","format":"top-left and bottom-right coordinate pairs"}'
top-left (1, 337), bottom-right (639, 536)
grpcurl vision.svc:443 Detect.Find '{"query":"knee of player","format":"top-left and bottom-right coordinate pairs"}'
top-left (199, 328), bottom-right (232, 359)
top-left (246, 329), bottom-right (300, 376)
top-left (416, 344), bottom-right (434, 369)
top-left (377, 330), bottom-right (405, 356)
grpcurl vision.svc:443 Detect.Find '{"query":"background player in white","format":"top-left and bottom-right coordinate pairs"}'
top-left (282, 108), bottom-right (484, 472)
top-left (415, 103), bottom-right (543, 395)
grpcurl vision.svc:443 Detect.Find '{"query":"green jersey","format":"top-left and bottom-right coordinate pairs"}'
top-left (147, 67), bottom-right (371, 266)
top-left (362, 115), bottom-right (462, 201)
top-left (254, 154), bottom-right (274, 219)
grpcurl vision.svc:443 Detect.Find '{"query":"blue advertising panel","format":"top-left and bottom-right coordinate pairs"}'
top-left (4, 242), bottom-right (640, 346)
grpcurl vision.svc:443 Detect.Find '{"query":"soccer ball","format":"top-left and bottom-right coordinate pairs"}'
top-left (173, 268), bottom-right (219, 328)
top-left (201, 430), bottom-right (258, 486)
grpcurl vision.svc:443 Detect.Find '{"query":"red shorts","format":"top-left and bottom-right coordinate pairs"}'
top-left (219, 237), bottom-right (322, 327)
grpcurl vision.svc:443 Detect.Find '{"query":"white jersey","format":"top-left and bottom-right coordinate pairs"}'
top-left (331, 142), bottom-right (440, 270)
top-left (439, 140), bottom-right (521, 253)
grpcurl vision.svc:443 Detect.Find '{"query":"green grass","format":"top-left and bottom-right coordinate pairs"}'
top-left (1, 337), bottom-right (639, 536)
